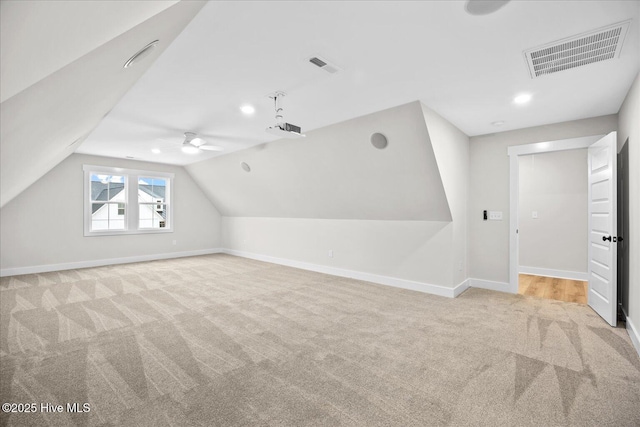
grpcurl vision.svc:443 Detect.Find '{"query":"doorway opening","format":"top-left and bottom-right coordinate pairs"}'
top-left (508, 133), bottom-right (621, 326)
top-left (617, 138), bottom-right (630, 322)
top-left (518, 274), bottom-right (588, 304)
top-left (516, 149), bottom-right (589, 304)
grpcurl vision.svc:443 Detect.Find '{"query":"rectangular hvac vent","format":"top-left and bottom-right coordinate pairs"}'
top-left (309, 57), bottom-right (327, 67)
top-left (523, 21), bottom-right (630, 78)
top-left (307, 55), bottom-right (340, 74)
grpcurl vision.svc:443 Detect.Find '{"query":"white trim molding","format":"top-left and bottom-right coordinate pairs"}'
top-left (468, 278), bottom-right (512, 293)
top-left (453, 279), bottom-right (470, 297)
top-left (83, 164), bottom-right (175, 236)
top-left (0, 248), bottom-right (223, 277)
top-left (223, 249), bottom-right (461, 298)
top-left (627, 317), bottom-right (640, 359)
top-left (519, 266), bottom-right (588, 281)
top-left (507, 134), bottom-right (605, 295)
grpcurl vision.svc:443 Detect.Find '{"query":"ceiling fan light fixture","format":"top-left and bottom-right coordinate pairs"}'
top-left (182, 145), bottom-right (200, 154)
top-left (190, 137), bottom-right (207, 147)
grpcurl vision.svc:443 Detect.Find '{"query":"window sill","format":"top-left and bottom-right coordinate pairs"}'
top-left (84, 228), bottom-right (173, 237)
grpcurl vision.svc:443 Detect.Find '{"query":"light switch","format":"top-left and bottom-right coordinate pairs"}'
top-left (532, 211), bottom-right (538, 219)
top-left (489, 211), bottom-right (503, 220)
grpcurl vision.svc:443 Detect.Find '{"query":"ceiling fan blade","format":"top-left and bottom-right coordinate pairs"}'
top-left (198, 145), bottom-right (224, 152)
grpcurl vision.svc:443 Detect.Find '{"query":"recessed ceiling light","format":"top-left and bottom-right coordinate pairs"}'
top-left (491, 121), bottom-right (505, 126)
top-left (514, 93), bottom-right (532, 105)
top-left (240, 105), bottom-right (255, 115)
top-left (241, 162), bottom-right (251, 172)
top-left (151, 148), bottom-right (161, 154)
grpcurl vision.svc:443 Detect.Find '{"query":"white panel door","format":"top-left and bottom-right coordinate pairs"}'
top-left (587, 132), bottom-right (617, 326)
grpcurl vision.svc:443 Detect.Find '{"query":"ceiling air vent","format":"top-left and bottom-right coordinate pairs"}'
top-left (307, 55), bottom-right (340, 74)
top-left (523, 21), bottom-right (630, 78)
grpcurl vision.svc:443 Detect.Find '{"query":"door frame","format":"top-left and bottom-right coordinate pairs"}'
top-left (507, 135), bottom-right (604, 294)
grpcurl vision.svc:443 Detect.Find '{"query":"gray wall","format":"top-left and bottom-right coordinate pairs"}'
top-left (518, 149), bottom-right (587, 274)
top-left (187, 101), bottom-right (451, 221)
top-left (214, 102), bottom-right (469, 288)
top-left (617, 72), bottom-right (640, 336)
top-left (0, 154), bottom-right (221, 272)
top-left (468, 114), bottom-right (618, 284)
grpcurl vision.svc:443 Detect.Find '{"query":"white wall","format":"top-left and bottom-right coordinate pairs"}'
top-left (518, 149), bottom-right (588, 275)
top-left (217, 102), bottom-right (469, 290)
top-left (223, 218), bottom-right (454, 287)
top-left (468, 115), bottom-right (618, 286)
top-left (617, 72), bottom-right (640, 351)
top-left (0, 154), bottom-right (222, 274)
top-left (421, 103), bottom-right (469, 286)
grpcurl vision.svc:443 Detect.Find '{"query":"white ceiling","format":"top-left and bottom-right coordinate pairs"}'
top-left (76, 1), bottom-right (640, 166)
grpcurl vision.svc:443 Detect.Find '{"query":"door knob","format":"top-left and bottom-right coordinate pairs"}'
top-left (603, 235), bottom-right (612, 242)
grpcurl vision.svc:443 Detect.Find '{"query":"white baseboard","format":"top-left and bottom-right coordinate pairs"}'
top-left (627, 316), bottom-right (640, 359)
top-left (453, 279), bottom-right (470, 297)
top-left (519, 266), bottom-right (588, 281)
top-left (223, 248), bottom-right (460, 298)
top-left (468, 278), bottom-right (512, 293)
top-left (0, 248), bottom-right (223, 277)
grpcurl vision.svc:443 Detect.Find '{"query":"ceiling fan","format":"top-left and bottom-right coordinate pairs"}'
top-left (181, 132), bottom-right (224, 154)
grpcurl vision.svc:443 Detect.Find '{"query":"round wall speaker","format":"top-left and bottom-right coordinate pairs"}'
top-left (370, 133), bottom-right (388, 149)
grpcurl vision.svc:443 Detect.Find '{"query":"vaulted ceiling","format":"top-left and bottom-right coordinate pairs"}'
top-left (77, 1), bottom-right (639, 165)
top-left (0, 1), bottom-right (204, 207)
top-left (1, 1), bottom-right (639, 208)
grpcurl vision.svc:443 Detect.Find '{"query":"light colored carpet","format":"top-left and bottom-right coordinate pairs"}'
top-left (1, 254), bottom-right (639, 426)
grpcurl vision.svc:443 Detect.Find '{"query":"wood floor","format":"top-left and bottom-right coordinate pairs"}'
top-left (518, 274), bottom-right (588, 304)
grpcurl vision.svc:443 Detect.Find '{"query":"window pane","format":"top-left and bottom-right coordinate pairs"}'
top-left (91, 202), bottom-right (125, 231)
top-left (138, 177), bottom-right (166, 203)
top-left (139, 204), bottom-right (166, 229)
top-left (138, 177), bottom-right (168, 229)
top-left (90, 174), bottom-right (125, 202)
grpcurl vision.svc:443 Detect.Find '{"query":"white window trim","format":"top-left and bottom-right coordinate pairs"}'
top-left (83, 165), bottom-right (174, 236)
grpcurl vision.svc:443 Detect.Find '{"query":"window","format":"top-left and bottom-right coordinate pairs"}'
top-left (138, 177), bottom-right (168, 229)
top-left (84, 165), bottom-right (173, 236)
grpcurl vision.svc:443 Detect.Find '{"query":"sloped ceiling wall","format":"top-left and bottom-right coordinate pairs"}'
top-left (0, 0), bottom-right (179, 102)
top-left (186, 101), bottom-right (452, 221)
top-left (0, 0), bottom-right (205, 207)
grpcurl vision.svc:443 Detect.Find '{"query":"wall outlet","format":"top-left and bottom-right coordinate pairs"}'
top-left (458, 261), bottom-right (463, 271)
top-left (532, 211), bottom-right (538, 219)
top-left (489, 211), bottom-right (503, 220)
top-left (328, 249), bottom-right (333, 258)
